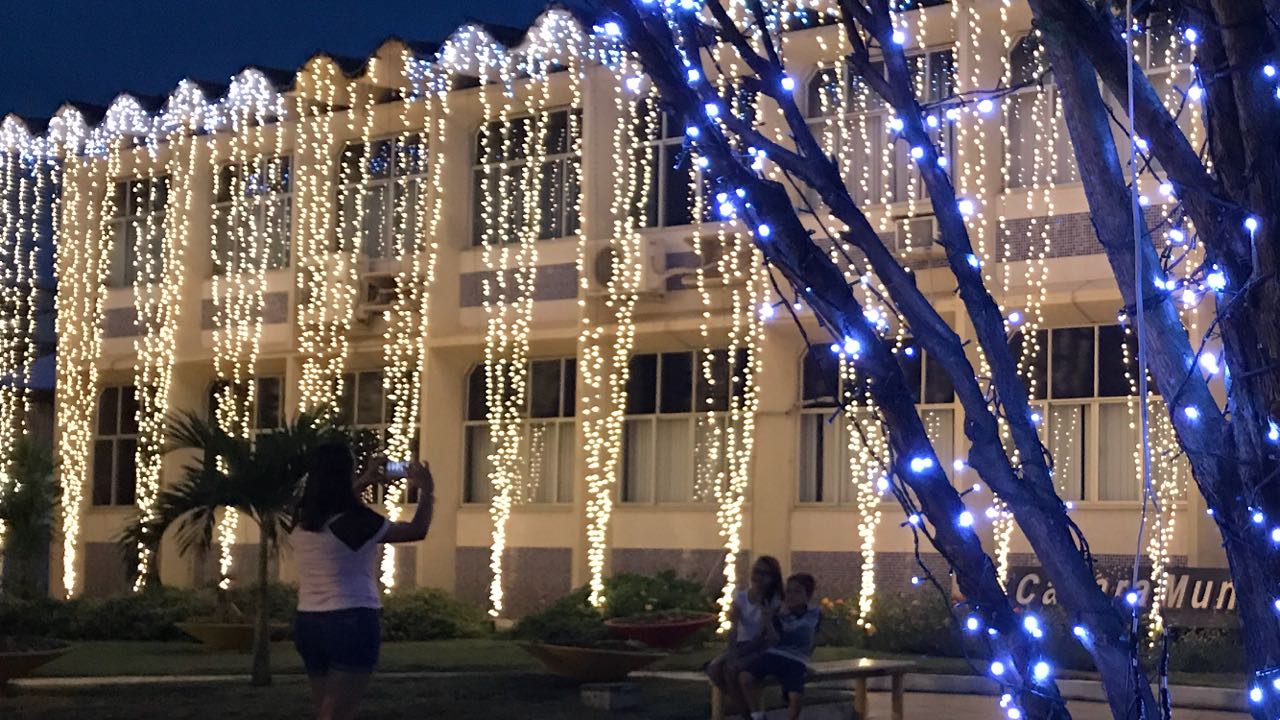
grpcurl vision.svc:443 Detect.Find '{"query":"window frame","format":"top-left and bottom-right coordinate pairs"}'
top-left (796, 343), bottom-right (956, 506)
top-left (91, 385), bottom-right (139, 507)
top-left (108, 177), bottom-right (167, 288)
top-left (470, 107), bottom-right (581, 246)
top-left (462, 357), bottom-right (578, 506)
top-left (619, 349), bottom-right (747, 506)
top-left (804, 48), bottom-right (956, 206)
top-left (212, 155), bottom-right (293, 275)
top-left (336, 133), bottom-right (429, 259)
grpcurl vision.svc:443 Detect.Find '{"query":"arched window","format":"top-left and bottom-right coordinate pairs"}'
top-left (797, 342), bottom-right (955, 504)
top-left (804, 50), bottom-right (955, 206)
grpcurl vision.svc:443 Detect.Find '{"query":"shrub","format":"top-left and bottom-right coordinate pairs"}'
top-left (601, 570), bottom-right (715, 619)
top-left (0, 583), bottom-right (302, 641)
top-left (1166, 627), bottom-right (1246, 674)
top-left (512, 591), bottom-right (613, 647)
top-left (224, 583), bottom-right (298, 624)
top-left (381, 589), bottom-right (490, 641)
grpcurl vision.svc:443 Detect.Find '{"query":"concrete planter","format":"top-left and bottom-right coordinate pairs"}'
top-left (605, 612), bottom-right (717, 649)
top-left (0, 643), bottom-right (70, 684)
top-left (176, 623), bottom-right (288, 652)
top-left (519, 642), bottom-right (666, 683)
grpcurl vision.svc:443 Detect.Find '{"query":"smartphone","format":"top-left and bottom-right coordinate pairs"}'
top-left (385, 461), bottom-right (409, 480)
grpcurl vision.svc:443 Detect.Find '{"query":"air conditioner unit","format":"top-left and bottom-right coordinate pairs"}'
top-left (668, 235), bottom-right (751, 291)
top-left (587, 239), bottom-right (668, 296)
top-left (891, 215), bottom-right (943, 257)
top-left (356, 271), bottom-right (399, 321)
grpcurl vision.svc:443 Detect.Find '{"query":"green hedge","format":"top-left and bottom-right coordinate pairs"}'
top-left (815, 592), bottom-right (1246, 675)
top-left (513, 571), bottom-right (717, 647)
top-left (381, 589), bottom-right (490, 641)
top-left (0, 584), bottom-right (488, 643)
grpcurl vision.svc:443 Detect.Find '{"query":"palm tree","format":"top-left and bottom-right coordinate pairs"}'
top-left (124, 408), bottom-right (372, 686)
top-left (0, 438), bottom-right (57, 599)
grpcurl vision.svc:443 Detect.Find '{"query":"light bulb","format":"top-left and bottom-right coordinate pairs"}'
top-left (1032, 661), bottom-right (1051, 682)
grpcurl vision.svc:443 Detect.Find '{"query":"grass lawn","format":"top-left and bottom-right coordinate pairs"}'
top-left (2, 674), bottom-right (714, 720)
top-left (28, 638), bottom-right (1242, 689)
top-left (31, 638), bottom-right (973, 679)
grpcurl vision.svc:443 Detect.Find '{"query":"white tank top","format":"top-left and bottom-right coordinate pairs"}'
top-left (291, 510), bottom-right (389, 613)
top-left (735, 589), bottom-right (779, 641)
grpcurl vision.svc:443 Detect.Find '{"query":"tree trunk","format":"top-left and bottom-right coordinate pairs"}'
top-left (250, 526), bottom-right (271, 687)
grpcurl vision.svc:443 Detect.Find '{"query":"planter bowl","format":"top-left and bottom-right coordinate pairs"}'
top-left (176, 622), bottom-right (289, 652)
top-left (0, 643), bottom-right (70, 683)
top-left (519, 642), bottom-right (666, 683)
top-left (605, 612), bottom-right (717, 649)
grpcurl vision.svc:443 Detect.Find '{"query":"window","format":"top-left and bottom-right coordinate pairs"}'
top-left (471, 109), bottom-right (581, 245)
top-left (1005, 34), bottom-right (1078, 189)
top-left (464, 358), bottom-right (577, 504)
top-left (92, 385), bottom-right (138, 506)
top-left (798, 343), bottom-right (955, 503)
top-left (108, 177), bottom-right (167, 287)
top-left (336, 369), bottom-right (420, 504)
top-left (1009, 324), bottom-right (1189, 501)
top-left (206, 376), bottom-right (284, 433)
top-left (806, 50), bottom-right (955, 205)
top-left (213, 156), bottom-right (292, 274)
top-left (634, 86), bottom-right (755, 228)
top-left (621, 349), bottom-right (750, 504)
top-left (338, 135), bottom-right (428, 258)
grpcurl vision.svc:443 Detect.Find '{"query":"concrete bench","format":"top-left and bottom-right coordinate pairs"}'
top-left (711, 658), bottom-right (917, 720)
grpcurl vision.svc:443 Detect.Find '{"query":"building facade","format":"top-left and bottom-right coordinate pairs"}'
top-left (0, 1), bottom-right (1227, 619)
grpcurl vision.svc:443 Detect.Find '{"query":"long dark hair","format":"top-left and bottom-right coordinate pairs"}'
top-left (753, 555), bottom-right (784, 604)
top-left (294, 441), bottom-right (361, 532)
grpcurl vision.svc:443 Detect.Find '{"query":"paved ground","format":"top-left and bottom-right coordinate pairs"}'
top-left (853, 692), bottom-right (1247, 720)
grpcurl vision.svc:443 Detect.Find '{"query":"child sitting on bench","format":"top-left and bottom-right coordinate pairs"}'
top-left (738, 573), bottom-right (820, 720)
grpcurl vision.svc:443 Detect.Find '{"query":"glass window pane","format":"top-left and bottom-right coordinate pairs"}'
top-left (697, 350), bottom-right (731, 413)
top-left (693, 417), bottom-right (727, 502)
top-left (464, 425), bottom-right (493, 504)
top-left (556, 422), bottom-right (575, 503)
top-left (1047, 404), bottom-right (1085, 500)
top-left (361, 185), bottom-right (390, 257)
top-left (662, 144), bottom-right (694, 227)
top-left (1009, 329), bottom-right (1048, 398)
top-left (92, 439), bottom-right (115, 505)
top-left (922, 408), bottom-right (954, 479)
top-left (530, 359), bottom-right (562, 419)
top-left (266, 197), bottom-right (291, 268)
top-left (256, 377), bottom-right (282, 429)
top-left (896, 346), bottom-right (923, 403)
top-left (627, 354), bottom-right (658, 415)
top-left (802, 345), bottom-right (839, 407)
top-left (338, 374), bottom-right (356, 426)
top-left (119, 386), bottom-right (139, 435)
top-left (655, 417), bottom-right (694, 502)
top-left (356, 371), bottom-right (383, 426)
top-left (537, 160), bottom-right (565, 240)
top-left (1098, 403), bottom-right (1140, 500)
top-left (562, 359), bottom-right (576, 417)
top-left (1097, 324), bottom-right (1141, 397)
top-left (798, 414), bottom-right (823, 502)
top-left (116, 438), bottom-right (137, 505)
top-left (98, 387), bottom-right (119, 436)
top-left (1050, 327), bottom-right (1095, 399)
top-left (467, 366), bottom-right (488, 422)
top-left (922, 353), bottom-right (955, 404)
top-left (659, 352), bottom-right (693, 414)
top-left (622, 419), bottom-right (654, 502)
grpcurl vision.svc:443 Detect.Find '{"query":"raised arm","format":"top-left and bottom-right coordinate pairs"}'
top-left (383, 461), bottom-right (435, 544)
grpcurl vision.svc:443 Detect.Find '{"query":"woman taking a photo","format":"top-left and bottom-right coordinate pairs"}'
top-left (290, 441), bottom-right (435, 720)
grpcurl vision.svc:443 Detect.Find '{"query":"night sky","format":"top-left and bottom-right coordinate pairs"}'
top-left (0, 0), bottom-right (564, 121)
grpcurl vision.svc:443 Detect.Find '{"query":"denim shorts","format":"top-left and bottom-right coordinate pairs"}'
top-left (294, 608), bottom-right (381, 676)
top-left (744, 652), bottom-right (808, 696)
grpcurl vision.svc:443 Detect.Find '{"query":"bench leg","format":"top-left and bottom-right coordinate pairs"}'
top-left (891, 673), bottom-right (905, 720)
top-left (854, 677), bottom-right (868, 719)
top-left (711, 686), bottom-right (724, 720)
